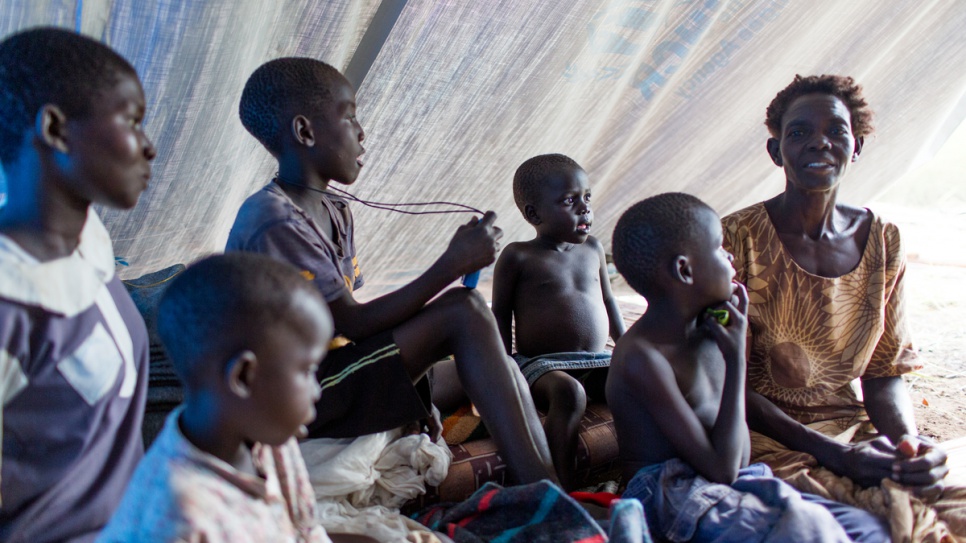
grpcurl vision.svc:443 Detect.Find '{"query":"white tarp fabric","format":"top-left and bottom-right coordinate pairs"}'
top-left (2, 0), bottom-right (965, 294)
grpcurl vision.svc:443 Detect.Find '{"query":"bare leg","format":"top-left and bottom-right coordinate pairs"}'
top-left (392, 288), bottom-right (557, 484)
top-left (428, 357), bottom-right (466, 413)
top-left (531, 371), bottom-right (587, 491)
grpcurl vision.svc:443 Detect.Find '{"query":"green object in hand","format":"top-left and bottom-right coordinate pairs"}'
top-left (706, 308), bottom-right (729, 326)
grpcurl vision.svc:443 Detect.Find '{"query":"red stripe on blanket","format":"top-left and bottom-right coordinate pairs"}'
top-left (573, 535), bottom-right (607, 543)
top-left (452, 488), bottom-right (500, 530)
top-left (477, 488), bottom-right (498, 512)
top-left (455, 514), bottom-right (480, 529)
top-left (569, 491), bottom-right (620, 508)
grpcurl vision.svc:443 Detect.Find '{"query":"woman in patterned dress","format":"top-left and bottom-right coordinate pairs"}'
top-left (721, 74), bottom-right (961, 540)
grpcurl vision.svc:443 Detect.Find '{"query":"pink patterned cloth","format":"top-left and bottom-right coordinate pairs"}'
top-left (97, 407), bottom-right (330, 543)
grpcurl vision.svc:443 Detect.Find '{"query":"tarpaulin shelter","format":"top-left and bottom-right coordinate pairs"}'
top-left (2, 0), bottom-right (965, 293)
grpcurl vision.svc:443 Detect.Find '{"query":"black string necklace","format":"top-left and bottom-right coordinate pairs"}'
top-left (274, 175), bottom-right (484, 216)
top-left (274, 175), bottom-right (485, 288)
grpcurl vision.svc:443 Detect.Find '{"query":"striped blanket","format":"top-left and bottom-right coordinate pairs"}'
top-left (414, 480), bottom-right (650, 542)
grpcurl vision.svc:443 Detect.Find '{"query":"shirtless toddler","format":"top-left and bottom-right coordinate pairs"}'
top-left (492, 154), bottom-right (624, 489)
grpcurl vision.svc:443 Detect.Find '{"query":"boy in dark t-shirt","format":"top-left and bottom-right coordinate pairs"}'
top-left (227, 58), bottom-right (556, 485)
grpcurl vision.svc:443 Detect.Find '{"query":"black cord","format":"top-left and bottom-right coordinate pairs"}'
top-left (275, 176), bottom-right (484, 216)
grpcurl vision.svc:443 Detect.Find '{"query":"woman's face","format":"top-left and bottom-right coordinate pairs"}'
top-left (768, 93), bottom-right (863, 193)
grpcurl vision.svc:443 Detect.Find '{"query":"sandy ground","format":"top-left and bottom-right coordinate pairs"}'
top-left (876, 203), bottom-right (966, 442)
top-left (868, 123), bottom-right (966, 444)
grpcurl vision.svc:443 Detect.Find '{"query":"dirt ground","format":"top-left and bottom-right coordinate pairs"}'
top-left (905, 260), bottom-right (966, 442)
top-left (877, 203), bottom-right (966, 442)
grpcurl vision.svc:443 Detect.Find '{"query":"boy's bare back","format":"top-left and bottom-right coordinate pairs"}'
top-left (495, 236), bottom-right (612, 356)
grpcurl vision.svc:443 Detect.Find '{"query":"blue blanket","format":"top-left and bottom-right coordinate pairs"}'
top-left (623, 459), bottom-right (853, 542)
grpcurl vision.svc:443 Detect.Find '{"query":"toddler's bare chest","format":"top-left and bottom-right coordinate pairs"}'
top-left (518, 251), bottom-right (600, 293)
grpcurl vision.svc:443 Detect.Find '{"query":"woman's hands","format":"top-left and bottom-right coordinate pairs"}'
top-left (823, 434), bottom-right (948, 500)
top-left (894, 434), bottom-right (948, 501)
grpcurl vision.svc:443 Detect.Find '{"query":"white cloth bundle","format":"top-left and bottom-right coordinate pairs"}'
top-left (300, 428), bottom-right (452, 542)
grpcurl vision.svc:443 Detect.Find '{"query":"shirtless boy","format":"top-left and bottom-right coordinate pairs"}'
top-left (227, 58), bottom-right (555, 485)
top-left (608, 193), bottom-right (887, 542)
top-left (492, 154), bottom-right (623, 489)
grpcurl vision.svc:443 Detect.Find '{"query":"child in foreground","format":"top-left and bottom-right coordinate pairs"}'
top-left (98, 253), bottom-right (375, 543)
top-left (607, 193), bottom-right (889, 542)
top-left (492, 154), bottom-right (624, 489)
top-left (0, 27), bottom-right (155, 542)
top-left (226, 58), bottom-right (555, 485)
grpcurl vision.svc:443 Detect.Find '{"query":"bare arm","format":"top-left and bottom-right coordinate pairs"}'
top-left (863, 375), bottom-right (948, 491)
top-left (747, 389), bottom-right (857, 469)
top-left (622, 349), bottom-right (744, 483)
top-left (702, 284), bottom-right (751, 480)
top-left (862, 376), bottom-right (916, 444)
top-left (491, 244), bottom-right (521, 354)
top-left (594, 238), bottom-right (624, 342)
top-left (745, 389), bottom-right (899, 487)
top-left (329, 212), bottom-right (502, 340)
top-left (859, 229), bottom-right (947, 490)
top-left (628, 286), bottom-right (750, 483)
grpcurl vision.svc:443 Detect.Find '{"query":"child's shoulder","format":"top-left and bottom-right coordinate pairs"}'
top-left (228, 184), bottom-right (313, 246)
top-left (496, 239), bottom-right (540, 264)
top-left (498, 237), bottom-right (602, 271)
top-left (611, 325), bottom-right (661, 369)
top-left (583, 234), bottom-right (605, 251)
top-left (505, 235), bottom-right (604, 257)
top-left (236, 182), bottom-right (296, 220)
top-left (573, 236), bottom-right (606, 263)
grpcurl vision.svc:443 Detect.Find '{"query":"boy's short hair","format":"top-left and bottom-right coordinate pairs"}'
top-left (157, 252), bottom-right (326, 386)
top-left (239, 57), bottom-right (347, 157)
top-left (612, 193), bottom-right (714, 297)
top-left (0, 27), bottom-right (137, 166)
top-left (512, 153), bottom-right (583, 216)
top-left (765, 74), bottom-right (873, 139)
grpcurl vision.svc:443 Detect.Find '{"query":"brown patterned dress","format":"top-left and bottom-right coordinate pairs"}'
top-left (723, 202), bottom-right (920, 431)
top-left (722, 202), bottom-right (966, 541)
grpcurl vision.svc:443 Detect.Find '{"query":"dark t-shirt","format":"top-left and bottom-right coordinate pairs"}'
top-left (226, 182), bottom-right (364, 305)
top-left (0, 213), bottom-right (149, 543)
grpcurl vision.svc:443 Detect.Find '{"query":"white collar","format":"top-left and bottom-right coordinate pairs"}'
top-left (0, 209), bottom-right (116, 317)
